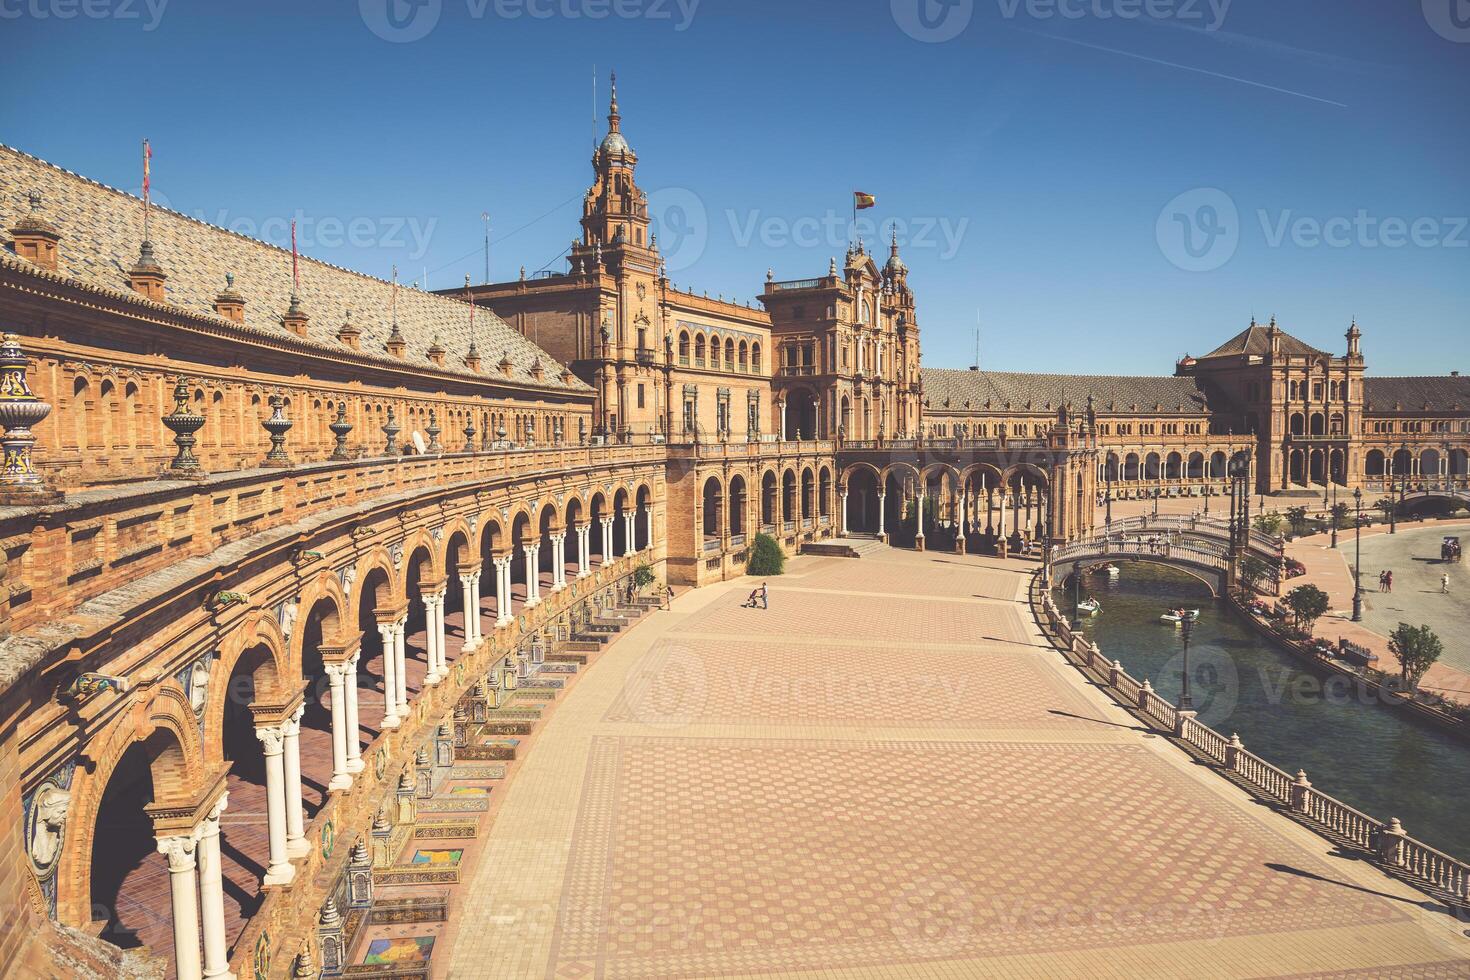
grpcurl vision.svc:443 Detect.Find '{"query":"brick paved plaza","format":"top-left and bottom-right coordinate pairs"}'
top-left (447, 550), bottom-right (1470, 979)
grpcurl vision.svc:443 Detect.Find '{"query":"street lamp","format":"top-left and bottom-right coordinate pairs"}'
top-left (1105, 465), bottom-right (1113, 529)
top-left (1179, 613), bottom-right (1195, 711)
top-left (1153, 487), bottom-right (1160, 519)
top-left (1330, 482), bottom-right (1338, 549)
top-left (1352, 487), bottom-right (1364, 622)
top-left (1204, 482), bottom-right (1211, 516)
top-left (1071, 566), bottom-right (1084, 631)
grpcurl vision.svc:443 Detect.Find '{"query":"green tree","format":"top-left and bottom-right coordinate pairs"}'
top-left (747, 533), bottom-right (786, 576)
top-left (1285, 506), bottom-right (1309, 535)
top-left (632, 564), bottom-right (655, 591)
top-left (1283, 583), bottom-right (1329, 634)
top-left (1253, 512), bottom-right (1285, 537)
top-left (1389, 622), bottom-right (1443, 690)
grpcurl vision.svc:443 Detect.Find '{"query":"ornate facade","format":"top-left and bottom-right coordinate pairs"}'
top-left (1, 75), bottom-right (1465, 980)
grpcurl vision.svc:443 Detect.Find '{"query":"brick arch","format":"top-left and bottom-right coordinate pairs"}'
top-left (57, 680), bottom-right (206, 924)
top-left (290, 571), bottom-right (349, 676)
top-left (203, 610), bottom-right (292, 766)
top-left (839, 461), bottom-right (881, 489)
top-left (350, 548), bottom-right (401, 620)
top-left (475, 515), bottom-right (506, 557)
top-left (399, 528), bottom-right (442, 585)
top-left (880, 461), bottom-right (921, 487)
top-left (959, 462), bottom-right (1004, 488)
top-left (441, 517), bottom-right (476, 567)
top-left (1003, 463), bottom-right (1051, 487)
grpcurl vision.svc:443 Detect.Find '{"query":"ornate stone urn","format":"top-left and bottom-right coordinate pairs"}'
top-left (161, 377), bottom-right (207, 476)
top-left (0, 333), bottom-right (60, 501)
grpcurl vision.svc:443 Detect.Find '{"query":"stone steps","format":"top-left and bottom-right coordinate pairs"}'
top-left (801, 537), bottom-right (888, 559)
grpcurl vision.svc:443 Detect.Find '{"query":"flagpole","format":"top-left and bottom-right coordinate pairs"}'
top-left (142, 138), bottom-right (151, 243)
top-left (482, 211), bottom-right (490, 284)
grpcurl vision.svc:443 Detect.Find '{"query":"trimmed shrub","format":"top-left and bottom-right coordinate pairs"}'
top-left (747, 533), bottom-right (786, 576)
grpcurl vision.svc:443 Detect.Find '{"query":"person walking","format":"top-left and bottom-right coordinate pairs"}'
top-left (759, 582), bottom-right (769, 609)
top-left (1377, 570), bottom-right (1387, 592)
top-left (1385, 570), bottom-right (1393, 593)
top-left (1443, 573), bottom-right (1451, 595)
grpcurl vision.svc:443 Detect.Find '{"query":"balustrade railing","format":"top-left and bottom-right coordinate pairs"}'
top-left (1035, 578), bottom-right (1470, 907)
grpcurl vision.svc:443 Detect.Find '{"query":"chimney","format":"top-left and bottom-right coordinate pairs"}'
top-left (386, 320), bottom-right (407, 358)
top-left (337, 309), bottom-right (361, 350)
top-left (498, 351), bottom-right (513, 376)
top-left (282, 293), bottom-right (310, 337)
top-left (10, 191), bottom-right (60, 272)
top-left (213, 272), bottom-right (245, 323)
top-left (128, 240), bottom-right (167, 302)
top-left (465, 338), bottom-right (481, 373)
top-left (529, 357), bottom-right (545, 382)
top-left (426, 334), bottom-right (446, 367)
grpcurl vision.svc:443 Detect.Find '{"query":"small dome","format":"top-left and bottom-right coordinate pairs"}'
top-left (885, 253), bottom-right (908, 276)
top-left (600, 130), bottom-right (633, 159)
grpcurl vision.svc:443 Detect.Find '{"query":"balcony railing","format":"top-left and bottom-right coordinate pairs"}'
top-left (635, 348), bottom-right (657, 367)
top-left (769, 278), bottom-right (823, 291)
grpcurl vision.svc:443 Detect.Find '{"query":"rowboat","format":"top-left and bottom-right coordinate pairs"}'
top-left (1159, 609), bottom-right (1199, 625)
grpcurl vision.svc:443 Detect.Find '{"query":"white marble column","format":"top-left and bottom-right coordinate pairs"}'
top-left (376, 622), bottom-right (400, 729)
top-left (624, 513), bottom-right (637, 554)
top-left (523, 544), bottom-right (541, 608)
top-left (325, 662), bottom-right (351, 791)
top-left (282, 706), bottom-right (308, 859)
top-left (344, 652), bottom-right (364, 772)
top-left (422, 590), bottom-right (445, 684)
top-left (600, 518), bottom-right (613, 564)
top-left (197, 794), bottom-right (235, 980)
top-left (459, 573), bottom-right (479, 651)
top-left (915, 490), bottom-right (927, 542)
top-left (157, 834), bottom-right (203, 980)
top-left (495, 556), bottom-right (512, 626)
top-left (877, 491), bottom-right (887, 536)
top-left (840, 489), bottom-right (849, 535)
top-left (643, 504), bottom-right (654, 551)
top-left (576, 524), bottom-right (591, 578)
top-left (392, 617), bottom-right (409, 717)
top-left (470, 571), bottom-right (484, 645)
top-left (551, 534), bottom-right (567, 591)
top-left (255, 723), bottom-right (295, 885)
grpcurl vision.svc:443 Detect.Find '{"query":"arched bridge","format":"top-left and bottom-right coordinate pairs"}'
top-left (1050, 516), bottom-right (1284, 597)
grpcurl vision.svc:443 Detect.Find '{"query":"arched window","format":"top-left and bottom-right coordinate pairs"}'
top-left (751, 342), bottom-right (762, 372)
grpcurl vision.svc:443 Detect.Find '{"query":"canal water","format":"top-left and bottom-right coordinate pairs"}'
top-left (1057, 563), bottom-right (1470, 861)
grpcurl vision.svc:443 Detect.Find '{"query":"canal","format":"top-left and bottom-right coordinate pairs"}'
top-left (1057, 563), bottom-right (1470, 861)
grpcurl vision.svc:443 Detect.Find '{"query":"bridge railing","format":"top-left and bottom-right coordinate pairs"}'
top-left (1035, 581), bottom-right (1470, 908)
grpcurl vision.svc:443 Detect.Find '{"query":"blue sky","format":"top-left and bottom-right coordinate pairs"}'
top-left (3, 0), bottom-right (1467, 375)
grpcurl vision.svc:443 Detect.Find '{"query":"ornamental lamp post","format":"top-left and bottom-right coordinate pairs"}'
top-left (1330, 482), bottom-right (1339, 549)
top-left (1352, 488), bottom-right (1364, 622)
top-left (1178, 612), bottom-right (1195, 711)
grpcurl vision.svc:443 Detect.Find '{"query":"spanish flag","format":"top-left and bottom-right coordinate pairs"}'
top-left (854, 191), bottom-right (876, 210)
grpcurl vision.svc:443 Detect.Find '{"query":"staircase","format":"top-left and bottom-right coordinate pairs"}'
top-left (801, 535), bottom-right (888, 559)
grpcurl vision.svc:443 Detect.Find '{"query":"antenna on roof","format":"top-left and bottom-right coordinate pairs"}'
top-left (592, 64), bottom-right (598, 151)
top-left (970, 313), bottom-right (981, 372)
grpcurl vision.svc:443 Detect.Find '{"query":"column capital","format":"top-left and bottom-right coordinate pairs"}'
top-left (318, 630), bottom-right (363, 666)
top-left (255, 724), bottom-right (287, 756)
top-left (157, 833), bottom-right (199, 872)
top-left (419, 581), bottom-right (448, 599)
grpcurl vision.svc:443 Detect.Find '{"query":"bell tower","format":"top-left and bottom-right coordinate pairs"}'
top-left (579, 72), bottom-right (650, 251)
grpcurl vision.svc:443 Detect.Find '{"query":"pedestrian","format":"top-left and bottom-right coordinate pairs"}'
top-left (1378, 570), bottom-right (1387, 592)
top-left (1385, 570), bottom-right (1393, 593)
top-left (759, 582), bottom-right (769, 609)
top-left (1443, 573), bottom-right (1451, 595)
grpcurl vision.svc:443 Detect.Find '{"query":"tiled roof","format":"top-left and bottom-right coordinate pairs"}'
top-left (1364, 376), bottom-right (1470, 412)
top-left (1199, 323), bottom-right (1326, 360)
top-left (921, 368), bottom-right (1214, 414)
top-left (0, 144), bottom-right (588, 394)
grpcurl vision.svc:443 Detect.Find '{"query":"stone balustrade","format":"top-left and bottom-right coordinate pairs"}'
top-left (1035, 580), bottom-right (1470, 908)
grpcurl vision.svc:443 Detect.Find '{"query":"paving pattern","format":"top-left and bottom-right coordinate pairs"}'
top-left (449, 548), bottom-right (1470, 979)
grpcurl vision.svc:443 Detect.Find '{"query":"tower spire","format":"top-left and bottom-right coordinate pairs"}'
top-left (608, 70), bottom-right (620, 132)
